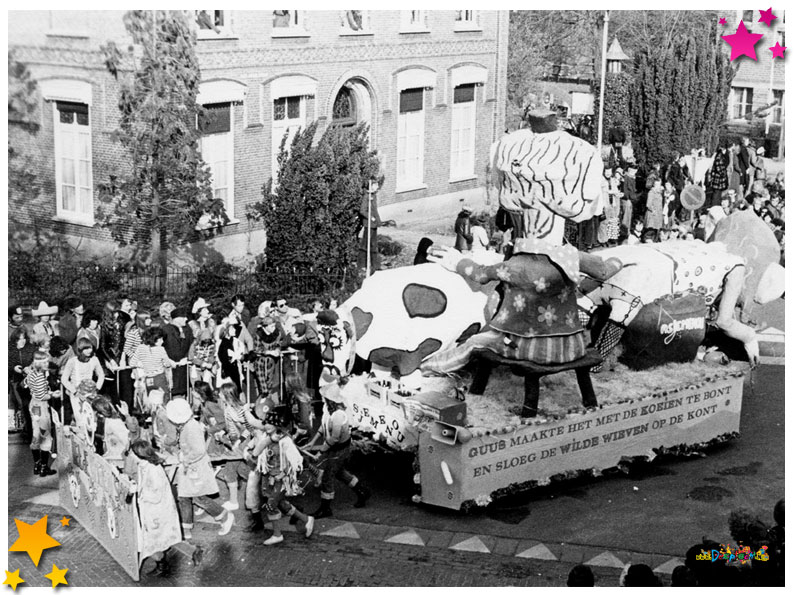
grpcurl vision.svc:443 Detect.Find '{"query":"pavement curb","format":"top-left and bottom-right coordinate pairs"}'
top-left (12, 494), bottom-right (688, 575)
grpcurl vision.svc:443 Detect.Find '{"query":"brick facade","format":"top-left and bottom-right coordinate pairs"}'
top-left (718, 10), bottom-right (786, 133)
top-left (8, 10), bottom-right (509, 263)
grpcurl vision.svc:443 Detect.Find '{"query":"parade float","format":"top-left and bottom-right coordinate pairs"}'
top-left (318, 110), bottom-right (782, 512)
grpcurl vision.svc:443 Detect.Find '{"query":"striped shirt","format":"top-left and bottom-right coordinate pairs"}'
top-left (25, 370), bottom-right (50, 401)
top-left (224, 404), bottom-right (257, 439)
top-left (133, 345), bottom-right (171, 377)
top-left (124, 327), bottom-right (142, 361)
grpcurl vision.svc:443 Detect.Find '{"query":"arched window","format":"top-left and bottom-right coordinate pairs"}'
top-left (332, 86), bottom-right (357, 127)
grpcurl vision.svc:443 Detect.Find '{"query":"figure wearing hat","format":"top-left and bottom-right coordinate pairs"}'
top-left (165, 398), bottom-right (235, 539)
top-left (162, 307), bottom-right (194, 398)
top-left (454, 206), bottom-right (474, 252)
top-left (32, 301), bottom-right (59, 344)
top-left (188, 298), bottom-right (217, 339)
top-left (251, 315), bottom-right (289, 399)
top-left (188, 329), bottom-right (218, 386)
top-left (249, 418), bottom-right (315, 545)
top-left (306, 376), bottom-right (370, 518)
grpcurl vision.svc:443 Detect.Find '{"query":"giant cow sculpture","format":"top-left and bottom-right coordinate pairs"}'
top-left (579, 211), bottom-right (783, 368)
top-left (338, 112), bottom-right (609, 379)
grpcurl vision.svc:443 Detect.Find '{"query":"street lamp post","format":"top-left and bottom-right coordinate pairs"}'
top-left (596, 10), bottom-right (610, 150)
top-left (366, 181), bottom-right (373, 278)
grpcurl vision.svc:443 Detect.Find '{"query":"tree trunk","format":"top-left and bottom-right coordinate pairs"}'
top-left (150, 188), bottom-right (167, 296)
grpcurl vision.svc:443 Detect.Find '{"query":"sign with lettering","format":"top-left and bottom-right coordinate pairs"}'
top-left (418, 374), bottom-right (743, 510)
top-left (341, 375), bottom-right (420, 450)
top-left (56, 425), bottom-right (141, 581)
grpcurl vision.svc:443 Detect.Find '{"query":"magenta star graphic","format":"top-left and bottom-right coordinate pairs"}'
top-left (719, 17), bottom-right (727, 26)
top-left (769, 41), bottom-right (786, 59)
top-left (721, 21), bottom-right (765, 61)
top-left (758, 8), bottom-right (777, 27)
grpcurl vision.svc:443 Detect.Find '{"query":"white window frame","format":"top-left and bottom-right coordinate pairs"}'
top-left (772, 90), bottom-right (784, 124)
top-left (397, 88), bottom-right (426, 193)
top-left (272, 10), bottom-right (309, 37)
top-left (53, 101), bottom-right (94, 226)
top-left (454, 10), bottom-right (481, 32)
top-left (271, 95), bottom-right (307, 184)
top-left (196, 10), bottom-right (236, 39)
top-left (199, 104), bottom-right (235, 223)
top-left (340, 10), bottom-right (373, 36)
top-left (450, 85), bottom-right (477, 182)
top-left (400, 10), bottom-right (429, 33)
top-left (730, 86), bottom-right (753, 120)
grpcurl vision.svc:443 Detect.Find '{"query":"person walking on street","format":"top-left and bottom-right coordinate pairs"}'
top-left (250, 421), bottom-right (315, 545)
top-left (454, 207), bottom-right (474, 252)
top-left (126, 439), bottom-right (183, 576)
top-left (307, 377), bottom-right (370, 518)
top-left (166, 398), bottom-right (235, 539)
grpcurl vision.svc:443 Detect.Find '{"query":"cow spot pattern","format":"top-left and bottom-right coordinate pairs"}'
top-left (402, 284), bottom-right (447, 319)
top-left (369, 338), bottom-right (443, 376)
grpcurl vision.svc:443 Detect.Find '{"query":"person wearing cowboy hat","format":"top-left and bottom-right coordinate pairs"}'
top-left (166, 398), bottom-right (235, 538)
top-left (249, 418), bottom-right (315, 545)
top-left (188, 297), bottom-right (217, 339)
top-left (306, 375), bottom-right (370, 518)
top-left (32, 302), bottom-right (59, 343)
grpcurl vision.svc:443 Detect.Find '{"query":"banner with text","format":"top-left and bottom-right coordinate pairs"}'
top-left (56, 426), bottom-right (141, 581)
top-left (419, 375), bottom-right (743, 510)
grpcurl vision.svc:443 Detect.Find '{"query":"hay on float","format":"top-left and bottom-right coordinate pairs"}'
top-left (338, 361), bottom-right (746, 511)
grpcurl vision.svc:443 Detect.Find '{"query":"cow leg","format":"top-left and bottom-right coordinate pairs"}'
top-left (521, 375), bottom-right (540, 418)
top-left (468, 360), bottom-right (493, 395)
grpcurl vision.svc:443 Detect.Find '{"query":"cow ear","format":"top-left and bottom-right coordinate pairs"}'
top-left (755, 263), bottom-right (785, 304)
top-left (343, 321), bottom-right (354, 340)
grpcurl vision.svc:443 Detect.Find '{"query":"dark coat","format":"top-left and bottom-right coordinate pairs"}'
top-left (454, 211), bottom-right (473, 251)
top-left (59, 313), bottom-right (79, 347)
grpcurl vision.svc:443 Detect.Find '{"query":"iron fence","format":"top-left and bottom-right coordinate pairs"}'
top-left (8, 256), bottom-right (358, 310)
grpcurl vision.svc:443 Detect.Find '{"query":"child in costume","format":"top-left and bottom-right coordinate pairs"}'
top-left (70, 379), bottom-right (98, 447)
top-left (250, 421), bottom-right (315, 545)
top-left (126, 439), bottom-right (182, 576)
top-left (24, 350), bottom-right (58, 476)
top-left (306, 378), bottom-right (370, 518)
top-left (189, 329), bottom-right (218, 387)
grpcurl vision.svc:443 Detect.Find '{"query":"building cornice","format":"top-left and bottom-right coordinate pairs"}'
top-left (12, 38), bottom-right (498, 73)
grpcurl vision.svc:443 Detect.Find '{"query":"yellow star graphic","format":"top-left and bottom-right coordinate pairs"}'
top-left (3, 569), bottom-right (25, 591)
top-left (44, 565), bottom-right (68, 588)
top-left (8, 516), bottom-right (61, 567)
top-left (58, 517), bottom-right (70, 528)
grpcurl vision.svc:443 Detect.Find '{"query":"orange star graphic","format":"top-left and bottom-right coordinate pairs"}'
top-left (44, 565), bottom-right (68, 588)
top-left (8, 516), bottom-right (61, 566)
top-left (2, 570), bottom-right (25, 591)
top-left (58, 517), bottom-right (70, 528)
